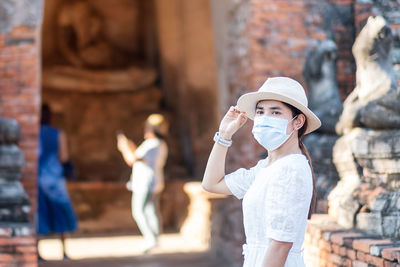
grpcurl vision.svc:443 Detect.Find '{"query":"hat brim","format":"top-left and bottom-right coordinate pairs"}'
top-left (237, 91), bottom-right (321, 135)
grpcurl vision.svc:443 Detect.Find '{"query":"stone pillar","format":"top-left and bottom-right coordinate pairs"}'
top-left (154, 0), bottom-right (219, 177)
top-left (0, 0), bottom-right (43, 265)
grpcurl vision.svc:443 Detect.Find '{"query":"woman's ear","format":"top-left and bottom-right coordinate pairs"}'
top-left (295, 114), bottom-right (306, 130)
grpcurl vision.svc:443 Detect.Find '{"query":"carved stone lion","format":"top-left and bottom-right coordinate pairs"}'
top-left (329, 17), bottom-right (400, 237)
top-left (336, 16), bottom-right (400, 134)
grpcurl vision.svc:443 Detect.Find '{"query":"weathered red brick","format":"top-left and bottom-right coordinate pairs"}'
top-left (15, 246), bottom-right (36, 254)
top-left (367, 254), bottom-right (385, 267)
top-left (353, 239), bottom-right (393, 254)
top-left (357, 251), bottom-right (367, 261)
top-left (0, 253), bottom-right (14, 262)
top-left (383, 260), bottom-right (400, 267)
top-left (331, 232), bottom-right (363, 246)
top-left (14, 253), bottom-right (37, 262)
top-left (348, 249), bottom-right (357, 260)
top-left (382, 247), bottom-right (400, 262)
top-left (0, 237), bottom-right (35, 246)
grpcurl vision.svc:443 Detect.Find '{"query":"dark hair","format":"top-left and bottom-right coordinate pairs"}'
top-left (41, 104), bottom-right (51, 125)
top-left (145, 122), bottom-right (165, 140)
top-left (282, 102), bottom-right (317, 220)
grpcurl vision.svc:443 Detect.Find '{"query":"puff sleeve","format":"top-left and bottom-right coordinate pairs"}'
top-left (225, 159), bottom-right (268, 199)
top-left (264, 163), bottom-right (313, 243)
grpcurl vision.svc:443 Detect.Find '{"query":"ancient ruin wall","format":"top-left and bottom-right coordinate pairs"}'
top-left (0, 0), bottom-right (43, 266)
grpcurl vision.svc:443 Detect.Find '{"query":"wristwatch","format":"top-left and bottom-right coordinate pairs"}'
top-left (213, 132), bottom-right (232, 147)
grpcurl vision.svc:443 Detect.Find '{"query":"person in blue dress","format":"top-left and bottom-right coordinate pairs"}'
top-left (37, 104), bottom-right (78, 260)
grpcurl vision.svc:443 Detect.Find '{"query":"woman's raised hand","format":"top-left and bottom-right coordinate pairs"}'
top-left (219, 106), bottom-right (247, 140)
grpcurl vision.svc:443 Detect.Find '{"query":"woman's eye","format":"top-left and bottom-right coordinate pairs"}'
top-left (272, 111), bottom-right (280, 115)
top-left (256, 110), bottom-right (264, 115)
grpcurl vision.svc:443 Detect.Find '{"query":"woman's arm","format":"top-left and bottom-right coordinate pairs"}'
top-left (202, 106), bottom-right (247, 194)
top-left (58, 131), bottom-right (69, 163)
top-left (262, 240), bottom-right (293, 267)
top-left (117, 133), bottom-right (137, 166)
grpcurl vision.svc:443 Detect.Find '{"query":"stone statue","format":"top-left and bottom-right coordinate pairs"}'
top-left (303, 39), bottom-right (342, 134)
top-left (302, 40), bottom-right (341, 207)
top-left (336, 16), bottom-right (400, 134)
top-left (0, 116), bottom-right (29, 222)
top-left (57, 1), bottom-right (125, 68)
top-left (43, 0), bottom-right (157, 93)
top-left (329, 16), bottom-right (400, 237)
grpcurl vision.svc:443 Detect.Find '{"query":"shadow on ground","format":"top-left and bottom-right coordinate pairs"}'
top-left (39, 251), bottom-right (223, 267)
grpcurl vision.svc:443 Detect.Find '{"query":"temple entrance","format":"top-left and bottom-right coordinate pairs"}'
top-left (40, 0), bottom-right (219, 242)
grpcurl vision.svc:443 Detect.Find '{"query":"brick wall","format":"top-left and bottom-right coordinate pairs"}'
top-left (0, 1), bottom-right (43, 265)
top-left (248, 0), bottom-right (356, 99)
top-left (305, 215), bottom-right (400, 267)
top-left (0, 26), bottom-right (41, 216)
top-left (215, 0), bottom-right (357, 173)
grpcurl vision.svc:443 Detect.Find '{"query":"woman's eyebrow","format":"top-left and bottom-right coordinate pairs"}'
top-left (269, 106), bottom-right (282, 110)
top-left (255, 106), bottom-right (264, 110)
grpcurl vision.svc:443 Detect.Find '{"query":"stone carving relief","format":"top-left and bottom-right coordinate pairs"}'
top-left (57, 1), bottom-right (124, 69)
top-left (329, 16), bottom-right (400, 237)
top-left (42, 0), bottom-right (156, 93)
top-left (302, 40), bottom-right (342, 205)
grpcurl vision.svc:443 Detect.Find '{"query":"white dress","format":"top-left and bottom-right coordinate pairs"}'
top-left (225, 153), bottom-right (312, 267)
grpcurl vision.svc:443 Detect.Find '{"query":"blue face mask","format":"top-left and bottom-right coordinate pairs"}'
top-left (252, 115), bottom-right (297, 151)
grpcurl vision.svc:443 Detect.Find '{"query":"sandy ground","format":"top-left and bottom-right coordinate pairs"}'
top-left (38, 233), bottom-right (223, 267)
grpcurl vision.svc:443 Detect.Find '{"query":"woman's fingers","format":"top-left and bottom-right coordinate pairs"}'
top-left (234, 112), bottom-right (247, 127)
top-left (239, 113), bottom-right (248, 127)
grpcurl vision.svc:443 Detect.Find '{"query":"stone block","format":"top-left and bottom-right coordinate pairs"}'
top-left (356, 213), bottom-right (383, 235)
top-left (0, 145), bottom-right (24, 180)
top-left (371, 197), bottom-right (388, 212)
top-left (336, 196), bottom-right (360, 228)
top-left (352, 260), bottom-right (369, 267)
top-left (371, 242), bottom-right (400, 257)
top-left (382, 216), bottom-right (398, 237)
top-left (0, 181), bottom-right (28, 205)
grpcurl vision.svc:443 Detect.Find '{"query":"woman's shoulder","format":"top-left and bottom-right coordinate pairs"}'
top-left (271, 154), bottom-right (311, 176)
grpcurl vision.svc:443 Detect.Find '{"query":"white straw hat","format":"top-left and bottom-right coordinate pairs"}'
top-left (237, 77), bottom-right (321, 135)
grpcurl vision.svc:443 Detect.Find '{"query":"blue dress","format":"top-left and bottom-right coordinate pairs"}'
top-left (38, 125), bottom-right (78, 235)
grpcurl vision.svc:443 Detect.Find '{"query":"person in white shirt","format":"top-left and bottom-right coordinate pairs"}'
top-left (117, 114), bottom-right (168, 253)
top-left (202, 77), bottom-right (321, 267)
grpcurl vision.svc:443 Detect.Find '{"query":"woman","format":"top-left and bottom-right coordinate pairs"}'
top-left (117, 114), bottom-right (168, 253)
top-left (202, 77), bottom-right (321, 267)
top-left (38, 104), bottom-right (78, 260)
